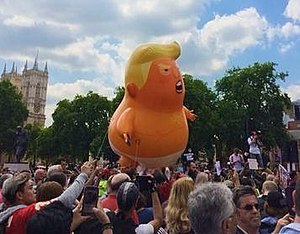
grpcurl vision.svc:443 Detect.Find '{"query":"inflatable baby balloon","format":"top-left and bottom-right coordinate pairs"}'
top-left (108, 41), bottom-right (196, 169)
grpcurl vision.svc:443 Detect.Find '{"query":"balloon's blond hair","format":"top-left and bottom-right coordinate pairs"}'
top-left (125, 41), bottom-right (181, 88)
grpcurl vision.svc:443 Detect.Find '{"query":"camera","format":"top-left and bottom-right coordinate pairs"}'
top-left (135, 175), bottom-right (157, 192)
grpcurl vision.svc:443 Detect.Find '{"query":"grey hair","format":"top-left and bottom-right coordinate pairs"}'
top-left (188, 182), bottom-right (234, 234)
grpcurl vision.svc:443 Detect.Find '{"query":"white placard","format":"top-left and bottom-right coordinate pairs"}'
top-left (248, 158), bottom-right (258, 170)
top-left (215, 160), bottom-right (222, 176)
top-left (4, 162), bottom-right (30, 172)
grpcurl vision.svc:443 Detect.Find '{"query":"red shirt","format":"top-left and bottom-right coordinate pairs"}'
top-left (101, 194), bottom-right (118, 211)
top-left (5, 201), bottom-right (50, 234)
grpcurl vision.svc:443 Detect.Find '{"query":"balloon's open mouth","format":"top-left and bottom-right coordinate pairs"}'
top-left (176, 80), bottom-right (183, 93)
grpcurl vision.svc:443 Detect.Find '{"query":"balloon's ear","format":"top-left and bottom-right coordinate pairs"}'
top-left (127, 83), bottom-right (138, 97)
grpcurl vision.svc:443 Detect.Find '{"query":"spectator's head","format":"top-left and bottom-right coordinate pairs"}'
top-left (264, 191), bottom-right (288, 217)
top-left (55, 158), bottom-right (68, 171)
top-left (186, 161), bottom-right (197, 181)
top-left (265, 174), bottom-right (275, 181)
top-left (168, 177), bottom-right (194, 205)
top-left (60, 160), bottom-right (68, 172)
top-left (195, 172), bottom-right (208, 186)
top-left (46, 172), bottom-right (68, 189)
top-left (26, 200), bottom-right (72, 234)
top-left (152, 169), bottom-right (167, 184)
top-left (1, 167), bottom-right (10, 174)
top-left (186, 161), bottom-right (197, 172)
top-left (110, 173), bottom-right (131, 192)
top-left (261, 180), bottom-right (278, 195)
top-left (233, 186), bottom-right (260, 233)
top-left (34, 169), bottom-right (46, 182)
top-left (293, 180), bottom-right (300, 217)
top-left (47, 165), bottom-right (63, 178)
top-left (2, 172), bottom-right (36, 205)
top-left (289, 171), bottom-right (297, 183)
top-left (36, 181), bottom-right (64, 202)
top-left (188, 182), bottom-right (237, 234)
top-left (117, 182), bottom-right (139, 212)
top-left (166, 177), bottom-right (194, 233)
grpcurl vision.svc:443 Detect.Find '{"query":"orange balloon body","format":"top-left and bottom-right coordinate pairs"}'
top-left (108, 42), bottom-right (195, 168)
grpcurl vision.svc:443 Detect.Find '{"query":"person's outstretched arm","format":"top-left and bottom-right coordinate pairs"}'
top-left (55, 162), bottom-right (93, 208)
top-left (148, 190), bottom-right (163, 233)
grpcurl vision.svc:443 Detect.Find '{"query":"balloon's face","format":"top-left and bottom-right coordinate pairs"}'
top-left (137, 58), bottom-right (185, 111)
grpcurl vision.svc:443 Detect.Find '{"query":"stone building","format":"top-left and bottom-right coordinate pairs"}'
top-left (1, 56), bottom-right (48, 126)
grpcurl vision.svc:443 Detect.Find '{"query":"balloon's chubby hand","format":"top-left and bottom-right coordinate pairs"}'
top-left (188, 110), bottom-right (197, 121)
top-left (123, 133), bottom-right (131, 145)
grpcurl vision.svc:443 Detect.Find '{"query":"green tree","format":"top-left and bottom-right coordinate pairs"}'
top-left (0, 80), bottom-right (28, 155)
top-left (183, 74), bottom-right (218, 158)
top-left (51, 91), bottom-right (111, 161)
top-left (35, 127), bottom-right (59, 163)
top-left (215, 62), bottom-right (291, 156)
top-left (24, 123), bottom-right (43, 163)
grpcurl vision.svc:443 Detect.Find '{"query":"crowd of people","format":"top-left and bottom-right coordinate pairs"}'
top-left (0, 150), bottom-right (299, 234)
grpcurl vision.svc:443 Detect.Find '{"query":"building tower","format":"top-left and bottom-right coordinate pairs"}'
top-left (1, 55), bottom-right (48, 126)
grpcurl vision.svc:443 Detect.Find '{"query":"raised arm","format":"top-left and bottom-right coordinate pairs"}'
top-left (183, 106), bottom-right (197, 121)
top-left (56, 161), bottom-right (93, 208)
top-left (148, 190), bottom-right (163, 233)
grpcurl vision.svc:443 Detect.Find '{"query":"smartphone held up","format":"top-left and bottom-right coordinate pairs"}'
top-left (82, 185), bottom-right (99, 216)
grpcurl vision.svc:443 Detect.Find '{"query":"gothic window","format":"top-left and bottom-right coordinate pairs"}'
top-left (34, 83), bottom-right (41, 113)
top-left (25, 81), bottom-right (30, 101)
top-left (35, 83), bottom-right (41, 98)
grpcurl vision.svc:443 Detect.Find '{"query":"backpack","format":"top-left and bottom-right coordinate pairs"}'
top-left (107, 211), bottom-right (138, 234)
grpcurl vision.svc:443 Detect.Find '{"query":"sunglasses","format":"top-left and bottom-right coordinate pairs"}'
top-left (239, 203), bottom-right (259, 211)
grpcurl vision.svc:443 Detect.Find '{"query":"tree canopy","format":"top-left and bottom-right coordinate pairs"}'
top-left (215, 62), bottom-right (291, 154)
top-left (50, 91), bottom-right (111, 161)
top-left (0, 80), bottom-right (28, 155)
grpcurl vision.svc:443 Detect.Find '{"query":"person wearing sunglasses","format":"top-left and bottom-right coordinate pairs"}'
top-left (233, 186), bottom-right (261, 234)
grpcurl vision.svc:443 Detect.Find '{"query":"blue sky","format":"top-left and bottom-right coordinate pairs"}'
top-left (0, 0), bottom-right (299, 126)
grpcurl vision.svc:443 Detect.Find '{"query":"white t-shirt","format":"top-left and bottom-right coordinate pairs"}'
top-left (248, 136), bottom-right (260, 154)
top-left (229, 153), bottom-right (244, 171)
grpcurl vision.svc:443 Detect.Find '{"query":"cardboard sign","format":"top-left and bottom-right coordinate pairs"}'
top-left (248, 158), bottom-right (258, 170)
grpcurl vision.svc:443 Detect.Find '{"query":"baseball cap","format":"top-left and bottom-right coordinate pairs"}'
top-left (117, 182), bottom-right (139, 211)
top-left (2, 172), bottom-right (30, 204)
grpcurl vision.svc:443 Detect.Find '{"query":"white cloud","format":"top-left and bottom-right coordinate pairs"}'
top-left (182, 7), bottom-right (268, 75)
top-left (284, 0), bottom-right (300, 21)
top-left (283, 84), bottom-right (300, 102)
top-left (281, 22), bottom-right (300, 38)
top-left (279, 42), bottom-right (295, 53)
top-left (3, 15), bottom-right (35, 27)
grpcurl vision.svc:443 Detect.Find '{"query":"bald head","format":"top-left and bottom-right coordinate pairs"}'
top-left (110, 173), bottom-right (131, 192)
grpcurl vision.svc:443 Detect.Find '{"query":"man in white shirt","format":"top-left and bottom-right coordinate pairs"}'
top-left (247, 131), bottom-right (263, 168)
